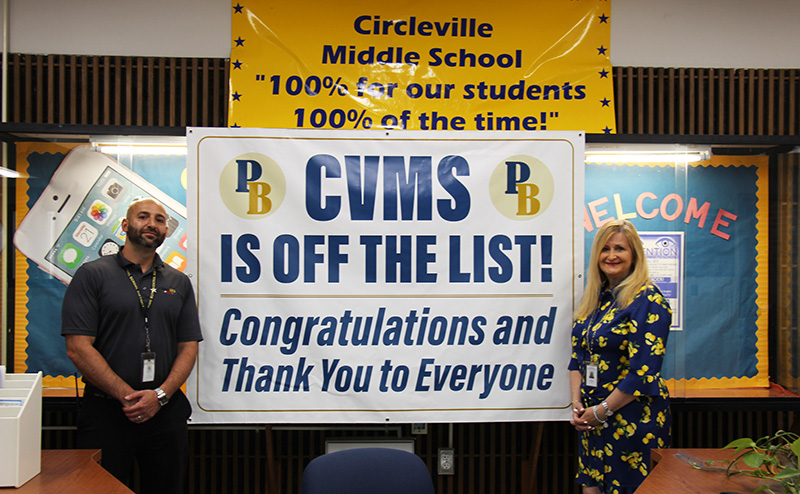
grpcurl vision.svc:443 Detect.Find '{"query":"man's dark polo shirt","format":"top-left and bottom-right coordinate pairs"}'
top-left (62, 251), bottom-right (203, 389)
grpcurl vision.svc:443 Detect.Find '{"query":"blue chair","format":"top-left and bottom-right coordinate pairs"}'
top-left (300, 447), bottom-right (435, 494)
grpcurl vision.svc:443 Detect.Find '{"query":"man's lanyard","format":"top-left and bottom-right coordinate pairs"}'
top-left (126, 268), bottom-right (157, 353)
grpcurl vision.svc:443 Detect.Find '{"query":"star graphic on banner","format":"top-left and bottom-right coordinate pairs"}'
top-left (232, 92), bottom-right (242, 101)
top-left (233, 3), bottom-right (244, 14)
top-left (231, 123), bottom-right (241, 128)
top-left (599, 69), bottom-right (609, 78)
top-left (234, 37), bottom-right (245, 47)
top-left (601, 98), bottom-right (611, 107)
top-left (602, 126), bottom-right (613, 134)
top-left (597, 45), bottom-right (608, 56)
top-left (232, 59), bottom-right (243, 70)
top-left (598, 13), bottom-right (609, 23)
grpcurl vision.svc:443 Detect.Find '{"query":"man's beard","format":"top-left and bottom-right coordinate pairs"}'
top-left (127, 225), bottom-right (166, 249)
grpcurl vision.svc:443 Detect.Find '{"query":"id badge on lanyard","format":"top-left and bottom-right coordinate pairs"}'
top-left (142, 351), bottom-right (156, 383)
top-left (585, 359), bottom-right (599, 388)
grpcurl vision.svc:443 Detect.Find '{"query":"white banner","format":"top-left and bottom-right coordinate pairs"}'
top-left (186, 128), bottom-right (584, 423)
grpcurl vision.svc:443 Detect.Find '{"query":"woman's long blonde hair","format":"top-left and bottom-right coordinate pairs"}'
top-left (575, 219), bottom-right (652, 319)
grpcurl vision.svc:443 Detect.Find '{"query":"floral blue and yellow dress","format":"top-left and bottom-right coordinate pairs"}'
top-left (569, 283), bottom-right (672, 494)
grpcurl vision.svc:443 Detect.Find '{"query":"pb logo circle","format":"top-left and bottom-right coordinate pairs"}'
top-left (489, 155), bottom-right (554, 221)
top-left (219, 153), bottom-right (286, 219)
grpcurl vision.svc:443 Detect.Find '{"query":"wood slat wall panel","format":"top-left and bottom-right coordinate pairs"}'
top-left (6, 54), bottom-right (229, 127)
top-left (777, 154), bottom-right (800, 389)
top-left (613, 66), bottom-right (800, 135)
top-left (5, 55), bottom-right (800, 135)
top-left (37, 409), bottom-right (795, 494)
top-left (92, 56), bottom-right (100, 124)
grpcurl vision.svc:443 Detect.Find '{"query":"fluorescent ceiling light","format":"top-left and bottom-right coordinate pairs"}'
top-left (0, 166), bottom-right (23, 178)
top-left (96, 145), bottom-right (187, 156)
top-left (585, 144), bottom-right (711, 163)
top-left (586, 153), bottom-right (707, 163)
top-left (90, 136), bottom-right (187, 156)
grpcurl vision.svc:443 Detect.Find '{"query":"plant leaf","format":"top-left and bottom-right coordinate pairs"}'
top-left (742, 452), bottom-right (766, 469)
top-left (773, 467), bottom-right (800, 479)
top-left (723, 438), bottom-right (758, 453)
top-left (792, 438), bottom-right (800, 458)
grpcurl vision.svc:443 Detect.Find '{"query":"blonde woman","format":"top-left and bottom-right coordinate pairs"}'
top-left (569, 219), bottom-right (672, 494)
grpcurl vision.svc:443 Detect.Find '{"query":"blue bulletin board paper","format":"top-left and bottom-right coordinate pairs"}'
top-left (585, 157), bottom-right (768, 388)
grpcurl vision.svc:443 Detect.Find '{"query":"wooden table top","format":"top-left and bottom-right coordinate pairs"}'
top-left (0, 450), bottom-right (133, 493)
top-left (635, 448), bottom-right (779, 494)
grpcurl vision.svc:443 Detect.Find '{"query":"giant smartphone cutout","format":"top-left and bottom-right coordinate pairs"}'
top-left (14, 146), bottom-right (188, 284)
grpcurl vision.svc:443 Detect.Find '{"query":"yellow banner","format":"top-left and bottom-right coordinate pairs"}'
top-left (230, 0), bottom-right (615, 132)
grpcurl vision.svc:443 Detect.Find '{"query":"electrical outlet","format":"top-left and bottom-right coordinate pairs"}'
top-left (438, 447), bottom-right (455, 475)
top-left (411, 423), bottom-right (428, 434)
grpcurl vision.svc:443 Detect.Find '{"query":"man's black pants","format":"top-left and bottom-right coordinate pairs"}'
top-left (77, 387), bottom-right (191, 494)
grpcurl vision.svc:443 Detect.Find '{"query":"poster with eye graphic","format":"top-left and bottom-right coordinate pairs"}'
top-left (640, 232), bottom-right (683, 331)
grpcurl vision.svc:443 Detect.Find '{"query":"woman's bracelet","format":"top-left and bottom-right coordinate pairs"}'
top-left (592, 405), bottom-right (608, 427)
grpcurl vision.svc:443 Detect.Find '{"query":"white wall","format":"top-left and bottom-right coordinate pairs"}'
top-left (5, 0), bottom-right (231, 58)
top-left (611, 0), bottom-right (800, 68)
top-left (4, 0), bottom-right (800, 68)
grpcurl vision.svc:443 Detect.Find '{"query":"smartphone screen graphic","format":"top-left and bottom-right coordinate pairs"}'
top-left (42, 166), bottom-right (187, 280)
top-left (15, 147), bottom-right (188, 285)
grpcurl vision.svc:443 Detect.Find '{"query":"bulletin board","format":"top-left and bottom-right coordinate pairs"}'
top-left (12, 142), bottom-right (187, 391)
top-left (584, 155), bottom-right (768, 389)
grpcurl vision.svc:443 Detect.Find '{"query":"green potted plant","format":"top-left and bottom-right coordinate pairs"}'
top-left (689, 430), bottom-right (800, 493)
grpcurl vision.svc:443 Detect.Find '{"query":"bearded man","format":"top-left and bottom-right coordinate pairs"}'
top-left (62, 197), bottom-right (203, 493)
